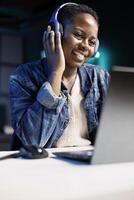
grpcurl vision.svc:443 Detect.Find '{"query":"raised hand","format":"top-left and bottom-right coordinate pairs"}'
top-left (43, 25), bottom-right (65, 75)
top-left (43, 26), bottom-right (65, 96)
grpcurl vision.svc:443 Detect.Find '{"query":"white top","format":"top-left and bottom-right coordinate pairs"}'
top-left (56, 75), bottom-right (91, 147)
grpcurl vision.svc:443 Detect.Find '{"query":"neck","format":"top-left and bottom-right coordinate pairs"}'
top-left (62, 67), bottom-right (78, 94)
top-left (63, 67), bottom-right (77, 79)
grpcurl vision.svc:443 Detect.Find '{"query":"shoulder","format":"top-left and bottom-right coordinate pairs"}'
top-left (81, 63), bottom-right (110, 83)
top-left (14, 59), bottom-right (45, 76)
top-left (82, 63), bottom-right (109, 77)
top-left (10, 58), bottom-right (47, 84)
top-left (79, 63), bottom-right (110, 93)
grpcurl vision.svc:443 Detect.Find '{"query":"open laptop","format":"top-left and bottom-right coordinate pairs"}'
top-left (53, 66), bottom-right (134, 164)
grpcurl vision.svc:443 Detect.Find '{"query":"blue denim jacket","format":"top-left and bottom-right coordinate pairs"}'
top-left (9, 58), bottom-right (110, 149)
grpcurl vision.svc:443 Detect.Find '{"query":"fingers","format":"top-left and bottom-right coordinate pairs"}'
top-left (43, 26), bottom-right (55, 53)
top-left (43, 31), bottom-right (48, 57)
top-left (49, 31), bottom-right (55, 51)
top-left (55, 32), bottom-right (62, 53)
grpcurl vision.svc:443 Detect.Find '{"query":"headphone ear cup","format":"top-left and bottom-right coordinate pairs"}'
top-left (47, 22), bottom-right (64, 37)
top-left (48, 21), bottom-right (56, 32)
top-left (94, 39), bottom-right (99, 55)
top-left (91, 39), bottom-right (99, 58)
top-left (59, 23), bottom-right (64, 37)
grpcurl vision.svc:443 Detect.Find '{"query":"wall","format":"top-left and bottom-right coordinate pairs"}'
top-left (0, 34), bottom-right (24, 133)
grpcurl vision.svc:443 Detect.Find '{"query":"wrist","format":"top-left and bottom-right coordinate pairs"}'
top-left (49, 70), bottom-right (63, 80)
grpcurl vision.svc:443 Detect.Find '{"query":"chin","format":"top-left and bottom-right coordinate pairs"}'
top-left (72, 60), bottom-right (85, 68)
top-left (70, 63), bottom-right (81, 69)
top-left (66, 59), bottom-right (85, 69)
top-left (77, 62), bottom-right (86, 68)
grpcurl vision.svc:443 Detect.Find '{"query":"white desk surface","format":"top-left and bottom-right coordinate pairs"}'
top-left (0, 146), bottom-right (134, 200)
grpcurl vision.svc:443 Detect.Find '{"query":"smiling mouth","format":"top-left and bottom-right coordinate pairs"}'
top-left (72, 51), bottom-right (85, 62)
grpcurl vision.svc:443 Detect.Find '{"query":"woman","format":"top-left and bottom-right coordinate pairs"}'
top-left (9, 3), bottom-right (109, 149)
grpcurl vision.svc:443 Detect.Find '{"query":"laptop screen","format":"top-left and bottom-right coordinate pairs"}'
top-left (92, 66), bottom-right (134, 164)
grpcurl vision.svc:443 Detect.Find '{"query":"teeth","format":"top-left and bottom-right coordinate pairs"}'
top-left (77, 54), bottom-right (84, 60)
top-left (73, 52), bottom-right (84, 61)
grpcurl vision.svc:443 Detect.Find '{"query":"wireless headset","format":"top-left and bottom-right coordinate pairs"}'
top-left (48, 2), bottom-right (99, 56)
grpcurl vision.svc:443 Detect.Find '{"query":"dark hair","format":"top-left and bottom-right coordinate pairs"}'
top-left (58, 3), bottom-right (99, 26)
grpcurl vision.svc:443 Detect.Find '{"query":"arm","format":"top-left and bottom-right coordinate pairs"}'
top-left (10, 26), bottom-right (67, 148)
top-left (9, 75), bottom-right (66, 148)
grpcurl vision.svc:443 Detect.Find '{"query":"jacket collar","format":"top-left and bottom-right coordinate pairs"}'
top-left (79, 64), bottom-right (93, 96)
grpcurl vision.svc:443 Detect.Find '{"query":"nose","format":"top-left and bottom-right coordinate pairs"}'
top-left (79, 39), bottom-right (89, 51)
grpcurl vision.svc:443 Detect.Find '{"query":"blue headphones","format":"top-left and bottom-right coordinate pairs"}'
top-left (49, 2), bottom-right (99, 56)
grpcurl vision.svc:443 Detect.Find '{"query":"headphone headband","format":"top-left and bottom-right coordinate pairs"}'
top-left (49, 2), bottom-right (78, 34)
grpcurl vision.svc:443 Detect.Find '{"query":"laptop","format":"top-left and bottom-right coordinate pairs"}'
top-left (53, 66), bottom-right (134, 164)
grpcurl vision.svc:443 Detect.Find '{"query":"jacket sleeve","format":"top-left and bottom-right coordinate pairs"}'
top-left (96, 68), bottom-right (110, 120)
top-left (9, 75), bottom-right (66, 148)
top-left (90, 68), bottom-right (110, 145)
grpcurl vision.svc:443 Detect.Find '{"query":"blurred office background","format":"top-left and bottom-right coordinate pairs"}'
top-left (0, 0), bottom-right (133, 149)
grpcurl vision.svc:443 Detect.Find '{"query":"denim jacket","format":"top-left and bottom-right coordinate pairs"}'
top-left (9, 58), bottom-right (110, 149)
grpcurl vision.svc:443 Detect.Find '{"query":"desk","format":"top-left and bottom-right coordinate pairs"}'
top-left (0, 147), bottom-right (134, 200)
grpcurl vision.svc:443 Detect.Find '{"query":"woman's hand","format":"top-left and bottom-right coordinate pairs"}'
top-left (42, 26), bottom-right (65, 96)
top-left (43, 26), bottom-right (65, 75)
